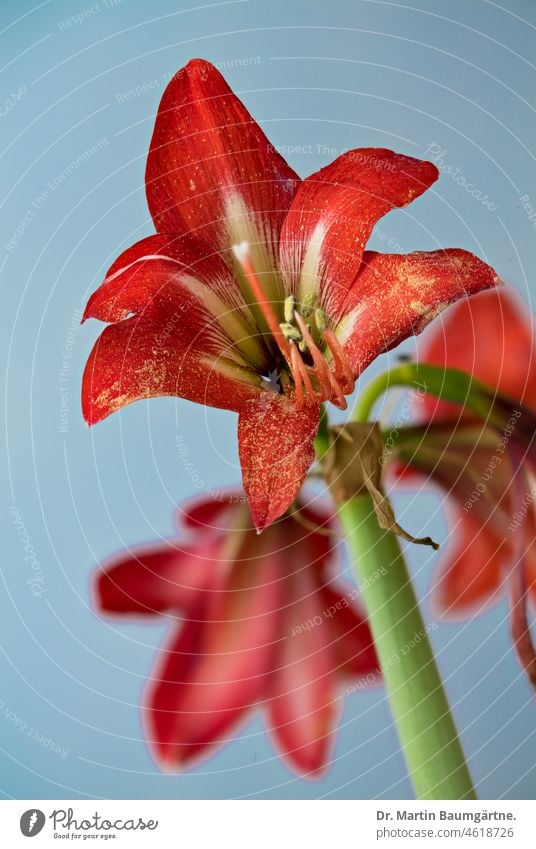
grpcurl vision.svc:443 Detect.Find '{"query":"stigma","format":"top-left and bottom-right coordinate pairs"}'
top-left (232, 241), bottom-right (355, 411)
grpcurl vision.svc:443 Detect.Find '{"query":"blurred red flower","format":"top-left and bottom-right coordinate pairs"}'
top-left (94, 492), bottom-right (379, 777)
top-left (82, 58), bottom-right (498, 530)
top-left (391, 288), bottom-right (536, 683)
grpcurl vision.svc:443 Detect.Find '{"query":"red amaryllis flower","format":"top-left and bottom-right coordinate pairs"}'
top-left (93, 492), bottom-right (379, 777)
top-left (390, 288), bottom-right (536, 681)
top-left (82, 58), bottom-right (498, 530)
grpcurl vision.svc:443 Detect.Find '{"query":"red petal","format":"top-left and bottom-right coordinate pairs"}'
top-left (267, 567), bottom-right (340, 777)
top-left (288, 498), bottom-right (338, 568)
top-left (280, 149), bottom-right (438, 316)
top-left (432, 509), bottom-right (510, 619)
top-left (341, 249), bottom-right (498, 376)
top-left (509, 533), bottom-right (536, 688)
top-left (418, 287), bottom-right (536, 420)
top-left (94, 540), bottom-right (222, 615)
top-left (319, 584), bottom-right (379, 679)
top-left (146, 59), bottom-right (299, 262)
top-left (176, 490), bottom-right (246, 531)
top-left (522, 512), bottom-right (536, 608)
top-left (238, 394), bottom-right (320, 531)
top-left (144, 555), bottom-right (282, 769)
top-left (83, 234), bottom-right (249, 326)
top-left (82, 316), bottom-right (262, 425)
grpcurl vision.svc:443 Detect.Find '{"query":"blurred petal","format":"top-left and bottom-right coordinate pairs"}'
top-left (522, 512), bottom-right (536, 607)
top-left (418, 287), bottom-right (536, 420)
top-left (267, 567), bottom-right (340, 777)
top-left (340, 249), bottom-right (498, 376)
top-left (176, 490), bottom-right (247, 532)
top-left (432, 509), bottom-right (510, 619)
top-left (238, 394), bottom-right (320, 531)
top-left (95, 541), bottom-right (222, 615)
top-left (280, 149), bottom-right (438, 316)
top-left (144, 556), bottom-right (282, 769)
top-left (319, 585), bottom-right (379, 679)
top-left (509, 543), bottom-right (536, 688)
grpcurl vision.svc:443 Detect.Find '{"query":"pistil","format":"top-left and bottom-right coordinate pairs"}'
top-left (231, 240), bottom-right (355, 411)
top-left (323, 328), bottom-right (356, 394)
top-left (232, 242), bottom-right (292, 364)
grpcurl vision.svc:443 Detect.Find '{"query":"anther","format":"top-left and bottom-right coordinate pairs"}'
top-left (294, 312), bottom-right (332, 400)
top-left (326, 369), bottom-right (347, 409)
top-left (323, 328), bottom-right (355, 392)
top-left (314, 308), bottom-right (327, 332)
top-left (279, 322), bottom-right (302, 343)
top-left (284, 295), bottom-right (296, 323)
top-left (301, 291), bottom-right (316, 317)
top-left (290, 342), bottom-right (315, 407)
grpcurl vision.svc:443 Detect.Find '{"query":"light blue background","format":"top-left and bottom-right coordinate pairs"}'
top-left (1, 0), bottom-right (535, 799)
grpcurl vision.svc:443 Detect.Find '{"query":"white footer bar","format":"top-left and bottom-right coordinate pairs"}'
top-left (1, 800), bottom-right (532, 847)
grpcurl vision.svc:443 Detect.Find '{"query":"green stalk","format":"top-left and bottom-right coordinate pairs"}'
top-left (339, 494), bottom-right (476, 799)
top-left (352, 362), bottom-right (496, 424)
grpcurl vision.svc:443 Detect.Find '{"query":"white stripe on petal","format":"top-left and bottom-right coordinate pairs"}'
top-left (335, 303), bottom-right (365, 346)
top-left (297, 221), bottom-right (325, 305)
top-left (225, 194), bottom-right (285, 306)
top-left (105, 252), bottom-right (266, 370)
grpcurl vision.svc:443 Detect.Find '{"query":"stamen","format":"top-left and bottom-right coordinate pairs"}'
top-left (292, 347), bottom-right (316, 403)
top-left (289, 343), bottom-right (305, 410)
top-left (284, 295), bottom-right (296, 323)
top-left (294, 312), bottom-right (332, 401)
top-left (301, 291), bottom-right (317, 317)
top-left (232, 241), bottom-right (292, 364)
top-left (279, 322), bottom-right (302, 343)
top-left (314, 308), bottom-right (327, 331)
top-left (326, 369), bottom-right (348, 409)
top-left (323, 328), bottom-right (355, 392)
top-left (231, 243), bottom-right (355, 411)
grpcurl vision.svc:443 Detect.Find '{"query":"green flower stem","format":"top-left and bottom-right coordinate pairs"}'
top-left (352, 362), bottom-right (497, 424)
top-left (338, 493), bottom-right (476, 800)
